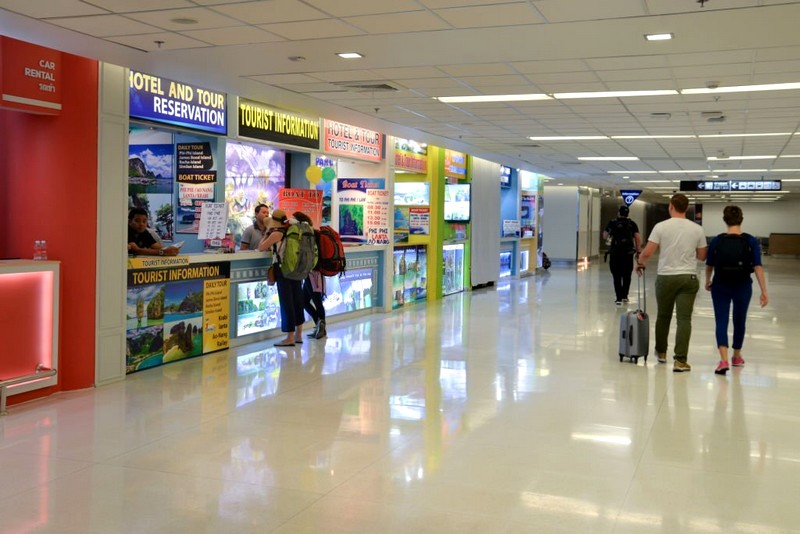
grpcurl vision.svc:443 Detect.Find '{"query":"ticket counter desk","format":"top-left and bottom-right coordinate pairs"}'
top-left (0, 260), bottom-right (60, 413)
top-left (125, 246), bottom-right (386, 374)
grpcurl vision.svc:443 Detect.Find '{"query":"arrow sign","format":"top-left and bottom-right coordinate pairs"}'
top-left (620, 190), bottom-right (642, 206)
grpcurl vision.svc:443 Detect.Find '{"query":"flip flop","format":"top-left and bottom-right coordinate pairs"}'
top-left (274, 341), bottom-right (295, 347)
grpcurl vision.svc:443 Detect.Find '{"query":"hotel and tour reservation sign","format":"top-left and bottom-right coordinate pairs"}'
top-left (238, 98), bottom-right (320, 150)
top-left (323, 119), bottom-right (384, 162)
top-left (0, 36), bottom-right (62, 114)
top-left (129, 70), bottom-right (227, 135)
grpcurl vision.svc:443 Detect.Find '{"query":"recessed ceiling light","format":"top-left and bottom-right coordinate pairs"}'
top-left (436, 93), bottom-right (552, 103)
top-left (170, 17), bottom-right (198, 24)
top-left (336, 52), bottom-right (364, 59)
top-left (622, 176), bottom-right (630, 179)
top-left (645, 33), bottom-right (673, 41)
top-left (577, 156), bottom-right (639, 161)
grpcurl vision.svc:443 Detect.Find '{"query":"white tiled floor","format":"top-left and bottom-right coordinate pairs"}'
top-left (2, 257), bottom-right (799, 533)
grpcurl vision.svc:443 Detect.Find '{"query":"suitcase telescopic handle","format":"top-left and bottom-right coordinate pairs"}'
top-left (638, 268), bottom-right (646, 313)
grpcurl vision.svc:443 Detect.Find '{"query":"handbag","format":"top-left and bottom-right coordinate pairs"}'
top-left (267, 264), bottom-right (277, 285)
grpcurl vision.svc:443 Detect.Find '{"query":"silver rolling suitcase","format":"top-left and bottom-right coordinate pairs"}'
top-left (619, 271), bottom-right (649, 364)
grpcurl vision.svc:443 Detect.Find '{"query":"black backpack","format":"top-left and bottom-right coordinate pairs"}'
top-left (713, 233), bottom-right (754, 284)
top-left (609, 219), bottom-right (636, 254)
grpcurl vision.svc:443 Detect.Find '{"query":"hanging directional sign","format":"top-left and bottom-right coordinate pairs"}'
top-left (620, 190), bottom-right (642, 206)
top-left (681, 180), bottom-right (781, 192)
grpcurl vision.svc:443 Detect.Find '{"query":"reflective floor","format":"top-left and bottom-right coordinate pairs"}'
top-left (1, 257), bottom-right (799, 533)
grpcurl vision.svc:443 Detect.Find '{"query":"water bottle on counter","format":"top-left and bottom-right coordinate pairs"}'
top-left (40, 240), bottom-right (48, 260)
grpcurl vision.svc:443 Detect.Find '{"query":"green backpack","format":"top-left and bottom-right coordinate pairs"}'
top-left (276, 221), bottom-right (318, 281)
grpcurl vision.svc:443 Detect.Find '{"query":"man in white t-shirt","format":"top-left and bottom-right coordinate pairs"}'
top-left (635, 194), bottom-right (707, 372)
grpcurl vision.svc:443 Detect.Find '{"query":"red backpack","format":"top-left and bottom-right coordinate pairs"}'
top-left (315, 226), bottom-right (346, 276)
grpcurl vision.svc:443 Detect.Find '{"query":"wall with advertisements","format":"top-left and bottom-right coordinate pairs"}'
top-left (0, 49), bottom-right (98, 400)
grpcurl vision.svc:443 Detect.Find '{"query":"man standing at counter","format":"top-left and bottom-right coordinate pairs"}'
top-left (240, 204), bottom-right (270, 251)
top-left (128, 208), bottom-right (180, 256)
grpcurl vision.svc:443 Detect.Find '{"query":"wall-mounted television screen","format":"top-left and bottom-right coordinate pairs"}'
top-left (394, 182), bottom-right (430, 205)
top-left (443, 183), bottom-right (471, 222)
top-left (500, 166), bottom-right (511, 187)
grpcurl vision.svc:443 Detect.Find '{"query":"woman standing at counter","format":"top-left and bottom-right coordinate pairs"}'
top-left (258, 209), bottom-right (305, 346)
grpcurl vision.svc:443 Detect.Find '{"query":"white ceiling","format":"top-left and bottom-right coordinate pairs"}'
top-left (4, 0), bottom-right (800, 203)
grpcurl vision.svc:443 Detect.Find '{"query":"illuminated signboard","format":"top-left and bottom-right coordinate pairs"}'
top-left (323, 119), bottom-right (384, 162)
top-left (129, 70), bottom-right (227, 135)
top-left (444, 149), bottom-right (467, 179)
top-left (680, 180), bottom-right (782, 192)
top-left (500, 165), bottom-right (511, 187)
top-left (394, 138), bottom-right (428, 173)
top-left (238, 98), bottom-right (320, 149)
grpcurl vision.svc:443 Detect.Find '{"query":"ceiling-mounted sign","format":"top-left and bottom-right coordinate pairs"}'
top-left (394, 138), bottom-right (428, 173)
top-left (129, 70), bottom-right (227, 135)
top-left (620, 189), bottom-right (642, 205)
top-left (444, 149), bottom-right (467, 179)
top-left (0, 36), bottom-right (62, 114)
top-left (238, 98), bottom-right (320, 149)
top-left (680, 180), bottom-right (782, 192)
top-left (323, 119), bottom-right (384, 162)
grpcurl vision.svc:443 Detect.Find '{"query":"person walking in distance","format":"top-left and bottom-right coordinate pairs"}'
top-left (293, 212), bottom-right (327, 339)
top-left (635, 194), bottom-right (708, 372)
top-left (603, 205), bottom-right (642, 305)
top-left (704, 205), bottom-right (769, 375)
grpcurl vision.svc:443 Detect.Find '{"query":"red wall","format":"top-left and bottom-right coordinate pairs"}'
top-left (0, 53), bottom-right (98, 400)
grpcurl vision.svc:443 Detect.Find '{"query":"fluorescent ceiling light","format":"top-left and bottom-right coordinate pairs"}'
top-left (528, 135), bottom-right (608, 140)
top-left (770, 169), bottom-right (800, 172)
top-left (660, 170), bottom-right (710, 174)
top-left (699, 133), bottom-right (791, 138)
top-left (436, 93), bottom-right (551, 103)
top-left (607, 171), bottom-right (655, 174)
top-left (707, 155), bottom-right (776, 161)
top-left (781, 178), bottom-right (800, 181)
top-left (578, 156), bottom-right (639, 161)
top-left (611, 135), bottom-right (695, 139)
top-left (706, 169), bottom-right (769, 173)
top-left (778, 155), bottom-right (800, 158)
top-left (336, 52), bottom-right (364, 59)
top-left (553, 89), bottom-right (678, 99)
top-left (645, 33), bottom-right (673, 41)
top-left (681, 82), bottom-right (800, 95)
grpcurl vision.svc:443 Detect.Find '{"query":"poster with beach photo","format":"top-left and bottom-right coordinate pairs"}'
top-left (126, 325), bottom-right (164, 373)
top-left (129, 143), bottom-right (174, 195)
top-left (164, 279), bottom-right (204, 323)
top-left (126, 284), bottom-right (165, 330)
top-left (162, 316), bottom-right (203, 363)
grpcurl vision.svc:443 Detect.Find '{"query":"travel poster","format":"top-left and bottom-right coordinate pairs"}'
top-left (236, 280), bottom-right (280, 336)
top-left (409, 207), bottom-right (430, 235)
top-left (323, 268), bottom-right (374, 316)
top-left (278, 188), bottom-right (323, 226)
top-left (394, 207), bottom-right (410, 243)
top-left (337, 178), bottom-right (387, 244)
top-left (126, 262), bottom-right (230, 374)
top-left (392, 245), bottom-right (427, 308)
top-left (177, 184), bottom-right (214, 233)
top-left (129, 143), bottom-right (173, 195)
top-left (225, 141), bottom-right (286, 245)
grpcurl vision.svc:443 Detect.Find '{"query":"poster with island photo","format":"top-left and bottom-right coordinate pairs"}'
top-left (126, 284), bottom-right (165, 330)
top-left (162, 316), bottom-right (203, 363)
top-left (129, 143), bottom-right (173, 195)
top-left (128, 193), bottom-right (175, 243)
top-left (126, 325), bottom-right (164, 373)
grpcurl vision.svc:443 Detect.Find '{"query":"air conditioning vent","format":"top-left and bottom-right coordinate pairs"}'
top-left (331, 81), bottom-right (399, 92)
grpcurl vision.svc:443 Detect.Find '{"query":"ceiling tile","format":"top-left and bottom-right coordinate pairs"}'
top-left (259, 19), bottom-right (364, 40)
top-left (371, 66), bottom-right (446, 79)
top-left (0, 0), bottom-right (107, 18)
top-left (307, 70), bottom-right (384, 82)
top-left (107, 31), bottom-right (209, 51)
top-left (533, 0), bottom-right (646, 23)
top-left (303, 0), bottom-right (422, 17)
top-left (180, 25), bottom-right (283, 45)
top-left (126, 7), bottom-right (241, 30)
top-left (77, 0), bottom-right (193, 12)
top-left (645, 0), bottom-right (757, 15)
top-left (439, 63), bottom-right (516, 77)
top-left (512, 60), bottom-right (588, 74)
top-left (46, 14), bottom-right (162, 37)
top-left (419, 0), bottom-right (521, 7)
top-left (344, 11), bottom-right (450, 33)
top-left (457, 75), bottom-right (530, 87)
top-left (210, 0), bottom-right (327, 24)
top-left (435, 3), bottom-right (543, 28)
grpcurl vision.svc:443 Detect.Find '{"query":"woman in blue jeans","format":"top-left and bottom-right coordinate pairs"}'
top-left (705, 205), bottom-right (769, 375)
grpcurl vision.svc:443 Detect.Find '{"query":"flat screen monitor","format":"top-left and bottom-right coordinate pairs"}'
top-left (444, 183), bottom-right (471, 222)
top-left (394, 182), bottom-right (430, 205)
